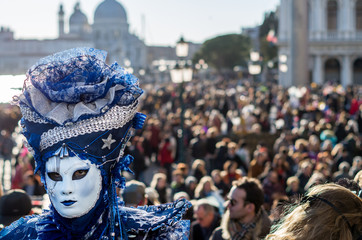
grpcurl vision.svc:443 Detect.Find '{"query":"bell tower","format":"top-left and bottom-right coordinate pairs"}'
top-left (58, 4), bottom-right (65, 38)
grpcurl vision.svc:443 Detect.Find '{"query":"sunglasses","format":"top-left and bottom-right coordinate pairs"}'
top-left (228, 198), bottom-right (237, 206)
top-left (227, 197), bottom-right (250, 207)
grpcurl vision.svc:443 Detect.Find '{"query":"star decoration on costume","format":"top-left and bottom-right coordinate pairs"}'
top-left (136, 219), bottom-right (148, 227)
top-left (128, 214), bottom-right (139, 221)
top-left (101, 134), bottom-right (116, 149)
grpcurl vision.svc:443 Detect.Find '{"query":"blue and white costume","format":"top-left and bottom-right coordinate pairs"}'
top-left (0, 48), bottom-right (191, 240)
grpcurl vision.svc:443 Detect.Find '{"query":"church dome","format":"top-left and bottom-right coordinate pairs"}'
top-left (94, 0), bottom-right (127, 23)
top-left (69, 3), bottom-right (88, 25)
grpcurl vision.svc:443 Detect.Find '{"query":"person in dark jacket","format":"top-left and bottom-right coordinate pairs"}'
top-left (190, 199), bottom-right (221, 240)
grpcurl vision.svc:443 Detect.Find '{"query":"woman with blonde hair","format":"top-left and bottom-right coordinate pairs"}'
top-left (266, 183), bottom-right (362, 240)
top-left (149, 172), bottom-right (171, 204)
top-left (194, 176), bottom-right (225, 214)
top-left (194, 176), bottom-right (219, 199)
top-left (191, 159), bottom-right (207, 182)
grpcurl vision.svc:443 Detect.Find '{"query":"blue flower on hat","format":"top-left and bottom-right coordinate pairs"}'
top-left (17, 47), bottom-right (142, 126)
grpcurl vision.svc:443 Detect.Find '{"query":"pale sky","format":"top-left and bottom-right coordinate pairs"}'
top-left (0, 0), bottom-right (279, 46)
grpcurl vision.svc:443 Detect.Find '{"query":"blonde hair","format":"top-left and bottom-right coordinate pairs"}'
top-left (295, 138), bottom-right (308, 151)
top-left (150, 172), bottom-right (167, 189)
top-left (266, 183), bottom-right (362, 240)
top-left (194, 176), bottom-right (218, 199)
top-left (354, 170), bottom-right (362, 188)
top-left (191, 159), bottom-right (206, 171)
top-left (286, 176), bottom-right (299, 187)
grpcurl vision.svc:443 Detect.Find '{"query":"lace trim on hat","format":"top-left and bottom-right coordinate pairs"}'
top-left (39, 102), bottom-right (138, 151)
top-left (20, 105), bottom-right (49, 124)
top-left (23, 141), bottom-right (35, 156)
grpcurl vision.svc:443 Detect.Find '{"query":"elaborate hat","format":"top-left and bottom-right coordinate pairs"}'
top-left (13, 47), bottom-right (146, 187)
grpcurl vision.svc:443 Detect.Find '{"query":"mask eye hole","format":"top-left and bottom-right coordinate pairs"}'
top-left (72, 169), bottom-right (89, 180)
top-left (47, 172), bottom-right (62, 181)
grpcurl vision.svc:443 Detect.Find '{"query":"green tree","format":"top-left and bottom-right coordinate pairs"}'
top-left (259, 11), bottom-right (278, 64)
top-left (193, 34), bottom-right (251, 72)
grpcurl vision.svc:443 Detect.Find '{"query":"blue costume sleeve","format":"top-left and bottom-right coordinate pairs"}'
top-left (152, 219), bottom-right (190, 240)
top-left (121, 198), bottom-right (192, 239)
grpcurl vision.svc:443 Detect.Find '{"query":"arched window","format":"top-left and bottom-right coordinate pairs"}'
top-left (353, 58), bottom-right (362, 85)
top-left (324, 58), bottom-right (340, 83)
top-left (356, 0), bottom-right (362, 30)
top-left (327, 0), bottom-right (338, 30)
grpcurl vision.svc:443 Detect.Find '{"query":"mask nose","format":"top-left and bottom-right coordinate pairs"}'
top-left (61, 177), bottom-right (74, 195)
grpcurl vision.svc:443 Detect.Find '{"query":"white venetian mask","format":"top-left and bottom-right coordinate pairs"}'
top-left (45, 156), bottom-right (102, 218)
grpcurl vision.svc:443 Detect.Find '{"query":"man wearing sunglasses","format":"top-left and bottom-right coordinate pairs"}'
top-left (210, 177), bottom-right (271, 240)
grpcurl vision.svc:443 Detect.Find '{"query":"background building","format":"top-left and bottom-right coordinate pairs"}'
top-left (278, 0), bottom-right (362, 87)
top-left (0, 0), bottom-right (147, 75)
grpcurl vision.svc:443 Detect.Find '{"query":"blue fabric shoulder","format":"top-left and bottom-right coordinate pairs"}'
top-left (0, 199), bottom-right (192, 240)
top-left (121, 198), bottom-right (192, 239)
top-left (0, 215), bottom-right (39, 240)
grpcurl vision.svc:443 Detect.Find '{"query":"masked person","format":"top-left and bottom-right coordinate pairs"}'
top-left (0, 48), bottom-right (191, 240)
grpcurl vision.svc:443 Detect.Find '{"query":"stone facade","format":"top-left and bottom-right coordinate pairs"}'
top-left (278, 0), bottom-right (362, 87)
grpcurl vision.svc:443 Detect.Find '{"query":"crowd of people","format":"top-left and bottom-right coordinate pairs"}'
top-left (132, 78), bottom-right (362, 239)
top-left (0, 73), bottom-right (361, 239)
